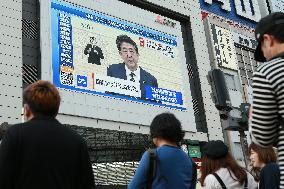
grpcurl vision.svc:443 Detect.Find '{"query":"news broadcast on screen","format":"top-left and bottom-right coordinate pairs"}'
top-left (51, 0), bottom-right (192, 111)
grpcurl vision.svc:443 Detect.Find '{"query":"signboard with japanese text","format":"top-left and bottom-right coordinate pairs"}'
top-left (211, 24), bottom-right (238, 70)
top-left (232, 32), bottom-right (257, 49)
top-left (200, 0), bottom-right (260, 27)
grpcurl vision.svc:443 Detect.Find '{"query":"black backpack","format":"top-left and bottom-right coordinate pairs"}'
top-left (146, 149), bottom-right (198, 189)
top-left (146, 149), bottom-right (156, 189)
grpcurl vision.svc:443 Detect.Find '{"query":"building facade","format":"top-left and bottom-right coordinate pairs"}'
top-left (0, 0), bottom-right (283, 187)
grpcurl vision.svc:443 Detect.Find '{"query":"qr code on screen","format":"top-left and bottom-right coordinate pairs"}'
top-left (60, 71), bottom-right (73, 85)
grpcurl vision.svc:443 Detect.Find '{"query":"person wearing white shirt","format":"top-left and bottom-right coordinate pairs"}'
top-left (200, 140), bottom-right (257, 189)
top-left (125, 64), bottom-right (140, 83)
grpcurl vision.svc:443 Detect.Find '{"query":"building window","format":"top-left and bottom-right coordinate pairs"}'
top-left (235, 44), bottom-right (258, 86)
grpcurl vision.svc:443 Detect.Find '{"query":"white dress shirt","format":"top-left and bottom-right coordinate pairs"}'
top-left (125, 64), bottom-right (140, 83)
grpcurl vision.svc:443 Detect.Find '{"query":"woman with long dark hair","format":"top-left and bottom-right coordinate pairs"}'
top-left (200, 140), bottom-right (257, 189)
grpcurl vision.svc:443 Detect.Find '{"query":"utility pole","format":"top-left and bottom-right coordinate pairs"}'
top-left (239, 85), bottom-right (251, 168)
top-left (208, 69), bottom-right (251, 167)
top-left (239, 129), bottom-right (250, 167)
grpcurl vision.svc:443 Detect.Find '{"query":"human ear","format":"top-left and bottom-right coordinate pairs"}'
top-left (23, 104), bottom-right (32, 121)
top-left (263, 34), bottom-right (274, 47)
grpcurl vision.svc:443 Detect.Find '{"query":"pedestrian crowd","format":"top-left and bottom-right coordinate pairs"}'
top-left (0, 12), bottom-right (284, 189)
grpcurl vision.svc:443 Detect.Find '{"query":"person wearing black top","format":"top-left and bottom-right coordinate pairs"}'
top-left (249, 143), bottom-right (280, 189)
top-left (84, 36), bottom-right (104, 65)
top-left (0, 81), bottom-right (95, 189)
top-left (250, 12), bottom-right (284, 188)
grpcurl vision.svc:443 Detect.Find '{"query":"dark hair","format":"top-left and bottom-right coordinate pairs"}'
top-left (0, 122), bottom-right (9, 140)
top-left (150, 113), bottom-right (184, 144)
top-left (200, 152), bottom-right (247, 186)
top-left (265, 23), bottom-right (284, 43)
top-left (23, 80), bottom-right (61, 117)
top-left (116, 35), bottom-right (139, 54)
top-left (249, 143), bottom-right (277, 164)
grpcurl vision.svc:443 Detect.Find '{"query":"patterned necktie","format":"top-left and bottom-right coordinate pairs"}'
top-left (130, 72), bottom-right (135, 82)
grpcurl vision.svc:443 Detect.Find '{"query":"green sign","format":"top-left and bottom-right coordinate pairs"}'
top-left (188, 145), bottom-right (201, 158)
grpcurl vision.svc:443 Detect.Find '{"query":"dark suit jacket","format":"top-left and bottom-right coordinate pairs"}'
top-left (0, 116), bottom-right (95, 189)
top-left (107, 63), bottom-right (158, 99)
top-left (84, 44), bottom-right (104, 65)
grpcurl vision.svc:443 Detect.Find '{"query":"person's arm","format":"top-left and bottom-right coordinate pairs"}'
top-left (84, 44), bottom-right (91, 55)
top-left (128, 151), bottom-right (149, 189)
top-left (250, 70), bottom-right (278, 147)
top-left (0, 127), bottom-right (18, 189)
top-left (77, 139), bottom-right (95, 189)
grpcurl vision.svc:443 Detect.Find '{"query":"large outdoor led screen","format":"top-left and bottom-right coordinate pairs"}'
top-left (43, 0), bottom-right (196, 131)
top-left (51, 0), bottom-right (188, 110)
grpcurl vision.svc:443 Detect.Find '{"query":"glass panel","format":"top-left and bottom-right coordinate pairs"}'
top-left (251, 59), bottom-right (258, 67)
top-left (249, 79), bottom-right (253, 86)
top-left (238, 61), bottom-right (245, 68)
top-left (236, 54), bottom-right (243, 61)
top-left (249, 51), bottom-right (255, 59)
top-left (224, 74), bottom-right (237, 90)
top-left (241, 77), bottom-right (248, 85)
top-left (243, 56), bottom-right (250, 63)
top-left (240, 69), bottom-right (246, 76)
top-left (235, 47), bottom-right (242, 54)
top-left (245, 64), bottom-right (252, 71)
top-left (247, 71), bottom-right (253, 78)
top-left (242, 50), bottom-right (249, 58)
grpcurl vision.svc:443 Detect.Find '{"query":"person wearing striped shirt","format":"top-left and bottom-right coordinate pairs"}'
top-left (250, 12), bottom-right (284, 189)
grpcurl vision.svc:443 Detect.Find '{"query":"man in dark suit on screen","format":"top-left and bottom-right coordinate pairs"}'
top-left (107, 35), bottom-right (158, 99)
top-left (84, 36), bottom-right (104, 65)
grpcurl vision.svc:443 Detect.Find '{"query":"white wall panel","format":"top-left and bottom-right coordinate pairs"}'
top-left (268, 0), bottom-right (284, 12)
top-left (1, 0), bottom-right (22, 10)
top-left (0, 0), bottom-right (22, 124)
